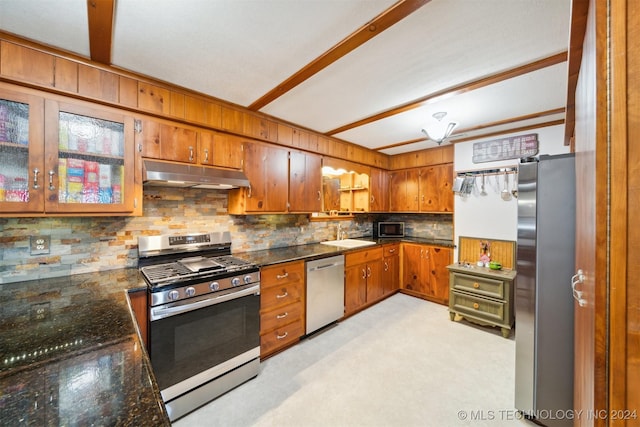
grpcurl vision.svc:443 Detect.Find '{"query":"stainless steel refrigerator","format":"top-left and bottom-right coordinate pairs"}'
top-left (515, 154), bottom-right (575, 426)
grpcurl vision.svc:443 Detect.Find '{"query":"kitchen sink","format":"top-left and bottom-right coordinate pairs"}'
top-left (320, 239), bottom-right (376, 249)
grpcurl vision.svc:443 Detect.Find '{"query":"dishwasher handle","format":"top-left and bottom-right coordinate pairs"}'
top-left (307, 261), bottom-right (344, 272)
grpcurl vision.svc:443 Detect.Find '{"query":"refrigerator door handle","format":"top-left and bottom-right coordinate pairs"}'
top-left (571, 269), bottom-right (587, 307)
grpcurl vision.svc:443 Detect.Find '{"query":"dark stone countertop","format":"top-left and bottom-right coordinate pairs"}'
top-left (0, 269), bottom-right (170, 426)
top-left (235, 236), bottom-right (455, 267)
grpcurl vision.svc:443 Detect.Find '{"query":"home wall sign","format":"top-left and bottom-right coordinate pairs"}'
top-left (472, 133), bottom-right (539, 163)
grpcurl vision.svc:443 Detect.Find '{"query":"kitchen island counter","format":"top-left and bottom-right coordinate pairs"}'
top-left (0, 269), bottom-right (170, 426)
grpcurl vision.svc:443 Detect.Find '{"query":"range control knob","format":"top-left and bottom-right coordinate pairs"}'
top-left (243, 275), bottom-right (253, 284)
top-left (185, 287), bottom-right (196, 297)
top-left (231, 277), bottom-right (241, 287)
top-left (168, 290), bottom-right (180, 301)
top-left (210, 281), bottom-right (220, 291)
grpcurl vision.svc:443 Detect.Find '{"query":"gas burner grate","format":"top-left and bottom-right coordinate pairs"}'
top-left (141, 262), bottom-right (193, 283)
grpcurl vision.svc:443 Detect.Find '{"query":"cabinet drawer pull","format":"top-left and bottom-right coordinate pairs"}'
top-left (317, 190), bottom-right (321, 201)
top-left (276, 272), bottom-right (289, 280)
top-left (276, 291), bottom-right (289, 299)
top-left (276, 312), bottom-right (288, 319)
top-left (388, 248), bottom-right (396, 253)
top-left (188, 146), bottom-right (194, 162)
top-left (362, 268), bottom-right (366, 279)
top-left (473, 282), bottom-right (480, 289)
top-left (204, 148), bottom-right (209, 163)
top-left (367, 266), bottom-right (371, 278)
top-left (384, 261), bottom-right (389, 272)
top-left (473, 302), bottom-right (480, 309)
top-left (276, 331), bottom-right (288, 340)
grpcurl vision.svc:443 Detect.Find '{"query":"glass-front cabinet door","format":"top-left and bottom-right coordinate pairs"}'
top-left (44, 100), bottom-right (135, 213)
top-left (0, 87), bottom-right (45, 213)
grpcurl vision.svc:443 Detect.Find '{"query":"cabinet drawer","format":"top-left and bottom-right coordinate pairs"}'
top-left (451, 272), bottom-right (505, 299)
top-left (261, 261), bottom-right (304, 289)
top-left (450, 291), bottom-right (505, 324)
top-left (260, 302), bottom-right (303, 333)
top-left (345, 247), bottom-right (383, 266)
top-left (261, 281), bottom-right (303, 311)
top-left (382, 244), bottom-right (399, 257)
top-left (260, 318), bottom-right (304, 355)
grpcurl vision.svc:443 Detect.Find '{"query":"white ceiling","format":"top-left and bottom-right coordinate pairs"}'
top-left (0, 0), bottom-right (572, 155)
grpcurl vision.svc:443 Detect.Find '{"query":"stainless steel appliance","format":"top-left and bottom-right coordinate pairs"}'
top-left (306, 255), bottom-right (345, 334)
top-left (138, 232), bottom-right (260, 422)
top-left (373, 221), bottom-right (405, 239)
top-left (515, 154), bottom-right (575, 426)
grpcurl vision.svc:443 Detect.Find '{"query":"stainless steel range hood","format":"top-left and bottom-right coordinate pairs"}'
top-left (142, 159), bottom-right (250, 189)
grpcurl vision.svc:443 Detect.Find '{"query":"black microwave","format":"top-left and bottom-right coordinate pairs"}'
top-left (374, 222), bottom-right (405, 238)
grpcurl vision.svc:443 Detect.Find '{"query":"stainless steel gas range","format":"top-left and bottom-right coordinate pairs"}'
top-left (138, 231), bottom-right (260, 422)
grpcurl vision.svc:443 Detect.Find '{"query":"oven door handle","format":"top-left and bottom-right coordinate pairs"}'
top-left (150, 284), bottom-right (260, 321)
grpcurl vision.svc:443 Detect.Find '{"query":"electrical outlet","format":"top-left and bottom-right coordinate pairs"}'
top-left (30, 235), bottom-right (51, 255)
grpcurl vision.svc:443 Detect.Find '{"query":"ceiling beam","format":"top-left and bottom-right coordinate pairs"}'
top-left (374, 108), bottom-right (566, 151)
top-left (87, 0), bottom-right (115, 64)
top-left (327, 51), bottom-right (568, 136)
top-left (247, 0), bottom-right (431, 111)
top-left (563, 0), bottom-right (590, 146)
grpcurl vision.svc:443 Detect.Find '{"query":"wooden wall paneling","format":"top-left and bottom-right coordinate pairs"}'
top-left (185, 96), bottom-right (207, 123)
top-left (205, 102), bottom-right (222, 128)
top-left (457, 236), bottom-right (515, 270)
top-left (244, 115), bottom-right (272, 141)
top-left (277, 123), bottom-right (293, 146)
top-left (53, 58), bottom-right (78, 92)
top-left (441, 145), bottom-right (454, 163)
top-left (0, 41), bottom-right (54, 87)
top-left (317, 136), bottom-right (330, 154)
top-left (416, 147), bottom-right (443, 166)
top-left (78, 64), bottom-right (119, 102)
top-left (119, 76), bottom-right (138, 107)
top-left (297, 129), bottom-right (309, 150)
top-left (307, 133), bottom-right (318, 152)
top-left (138, 82), bottom-right (171, 115)
top-left (221, 106), bottom-right (244, 133)
top-left (329, 139), bottom-right (348, 159)
top-left (625, 0), bottom-right (640, 413)
top-left (170, 92), bottom-right (185, 119)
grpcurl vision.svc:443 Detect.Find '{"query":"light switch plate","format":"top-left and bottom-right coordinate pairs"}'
top-left (30, 235), bottom-right (51, 255)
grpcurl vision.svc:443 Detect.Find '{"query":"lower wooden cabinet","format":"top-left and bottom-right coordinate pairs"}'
top-left (344, 246), bottom-right (384, 316)
top-left (401, 243), bottom-right (452, 305)
top-left (259, 260), bottom-right (305, 358)
top-left (447, 264), bottom-right (516, 338)
top-left (127, 288), bottom-right (148, 349)
top-left (382, 243), bottom-right (400, 295)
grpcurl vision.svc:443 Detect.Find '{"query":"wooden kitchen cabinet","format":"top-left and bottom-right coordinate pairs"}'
top-left (0, 83), bottom-right (138, 216)
top-left (228, 141), bottom-right (289, 213)
top-left (389, 164), bottom-right (453, 213)
top-left (389, 168), bottom-right (419, 212)
top-left (198, 130), bottom-right (244, 169)
top-left (127, 289), bottom-right (148, 349)
top-left (447, 264), bottom-right (516, 338)
top-left (344, 246), bottom-right (383, 316)
top-left (418, 163), bottom-right (453, 213)
top-left (401, 242), bottom-right (452, 305)
top-left (288, 150), bottom-right (322, 212)
top-left (369, 167), bottom-right (389, 212)
top-left (381, 243), bottom-right (400, 295)
top-left (260, 260), bottom-right (306, 358)
top-left (135, 117), bottom-right (198, 164)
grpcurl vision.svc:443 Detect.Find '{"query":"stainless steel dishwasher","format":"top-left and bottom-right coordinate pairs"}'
top-left (306, 255), bottom-right (345, 334)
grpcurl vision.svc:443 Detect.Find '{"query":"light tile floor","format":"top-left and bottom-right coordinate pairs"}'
top-left (174, 294), bottom-right (534, 427)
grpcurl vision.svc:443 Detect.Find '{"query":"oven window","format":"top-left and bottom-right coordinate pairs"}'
top-left (149, 293), bottom-right (259, 391)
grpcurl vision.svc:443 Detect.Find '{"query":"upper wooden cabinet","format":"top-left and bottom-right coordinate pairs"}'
top-left (228, 141), bottom-right (289, 213)
top-left (198, 131), bottom-right (244, 170)
top-left (0, 83), bottom-right (138, 216)
top-left (135, 118), bottom-right (198, 164)
top-left (389, 163), bottom-right (453, 213)
top-left (288, 150), bottom-right (322, 213)
top-left (369, 167), bottom-right (389, 212)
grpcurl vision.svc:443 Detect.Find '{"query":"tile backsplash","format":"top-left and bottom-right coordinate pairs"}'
top-left (0, 187), bottom-right (452, 283)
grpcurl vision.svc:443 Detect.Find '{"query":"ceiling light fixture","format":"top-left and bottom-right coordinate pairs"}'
top-left (421, 112), bottom-right (458, 145)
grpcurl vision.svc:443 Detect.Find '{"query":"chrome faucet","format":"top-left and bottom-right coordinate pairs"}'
top-left (337, 224), bottom-right (346, 240)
